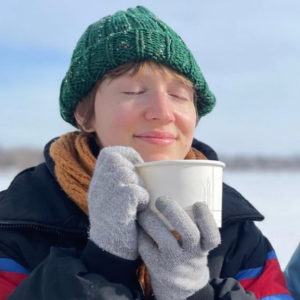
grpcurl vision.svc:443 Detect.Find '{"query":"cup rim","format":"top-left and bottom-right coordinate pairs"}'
top-left (136, 159), bottom-right (225, 168)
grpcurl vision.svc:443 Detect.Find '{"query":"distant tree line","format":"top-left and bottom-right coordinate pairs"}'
top-left (1, 147), bottom-right (300, 171)
top-left (0, 148), bottom-right (43, 170)
top-left (220, 155), bottom-right (300, 171)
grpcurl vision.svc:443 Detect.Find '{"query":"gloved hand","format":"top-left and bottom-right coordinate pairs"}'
top-left (138, 196), bottom-right (221, 300)
top-left (88, 146), bottom-right (149, 260)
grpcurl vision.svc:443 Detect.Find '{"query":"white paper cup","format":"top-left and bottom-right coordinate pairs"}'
top-left (136, 160), bottom-right (225, 228)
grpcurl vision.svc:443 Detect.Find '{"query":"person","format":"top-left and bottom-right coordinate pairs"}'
top-left (0, 6), bottom-right (293, 300)
top-left (285, 243), bottom-right (300, 299)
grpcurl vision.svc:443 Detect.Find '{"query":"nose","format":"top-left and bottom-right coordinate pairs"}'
top-left (144, 90), bottom-right (175, 123)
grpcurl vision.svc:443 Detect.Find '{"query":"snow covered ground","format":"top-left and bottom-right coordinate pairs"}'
top-left (1, 168), bottom-right (299, 269)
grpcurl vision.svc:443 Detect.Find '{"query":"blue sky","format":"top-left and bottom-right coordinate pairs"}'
top-left (1, 0), bottom-right (300, 155)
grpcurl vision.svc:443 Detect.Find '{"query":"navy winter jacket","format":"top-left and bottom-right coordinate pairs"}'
top-left (0, 139), bottom-right (293, 299)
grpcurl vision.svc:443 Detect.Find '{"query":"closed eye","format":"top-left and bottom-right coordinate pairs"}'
top-left (169, 93), bottom-right (190, 101)
top-left (122, 91), bottom-right (145, 95)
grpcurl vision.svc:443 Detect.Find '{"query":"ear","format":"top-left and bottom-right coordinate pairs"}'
top-left (74, 104), bottom-right (95, 133)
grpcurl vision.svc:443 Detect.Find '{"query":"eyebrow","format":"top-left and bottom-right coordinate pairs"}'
top-left (170, 78), bottom-right (194, 91)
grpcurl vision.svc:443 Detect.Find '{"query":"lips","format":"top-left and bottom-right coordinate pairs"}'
top-left (134, 131), bottom-right (176, 145)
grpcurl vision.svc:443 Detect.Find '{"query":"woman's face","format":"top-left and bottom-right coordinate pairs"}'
top-left (88, 65), bottom-right (197, 162)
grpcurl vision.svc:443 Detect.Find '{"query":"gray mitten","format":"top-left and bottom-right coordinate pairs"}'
top-left (138, 197), bottom-right (220, 300)
top-left (88, 146), bottom-right (149, 260)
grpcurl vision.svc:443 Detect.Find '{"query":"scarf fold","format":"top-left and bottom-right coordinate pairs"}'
top-left (49, 131), bottom-right (207, 298)
top-left (49, 131), bottom-right (95, 214)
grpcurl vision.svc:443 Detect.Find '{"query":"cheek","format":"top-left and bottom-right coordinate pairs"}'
top-left (105, 106), bottom-right (137, 130)
top-left (94, 106), bottom-right (137, 146)
top-left (181, 112), bottom-right (197, 155)
top-left (178, 108), bottom-right (197, 136)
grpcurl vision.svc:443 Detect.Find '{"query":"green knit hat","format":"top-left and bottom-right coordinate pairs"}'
top-left (59, 6), bottom-right (216, 126)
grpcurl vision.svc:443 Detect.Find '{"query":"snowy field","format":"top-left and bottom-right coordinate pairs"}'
top-left (1, 168), bottom-right (299, 269)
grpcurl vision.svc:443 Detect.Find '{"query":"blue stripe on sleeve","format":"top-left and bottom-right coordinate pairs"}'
top-left (235, 266), bottom-right (263, 280)
top-left (0, 258), bottom-right (29, 274)
top-left (259, 294), bottom-right (294, 300)
top-left (235, 251), bottom-right (277, 281)
top-left (267, 250), bottom-right (277, 260)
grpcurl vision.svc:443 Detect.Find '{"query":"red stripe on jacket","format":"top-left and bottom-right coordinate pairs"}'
top-left (238, 257), bottom-right (291, 299)
top-left (0, 271), bottom-right (27, 300)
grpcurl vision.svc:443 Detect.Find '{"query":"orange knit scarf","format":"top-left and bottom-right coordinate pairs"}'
top-left (49, 131), bottom-right (207, 298)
